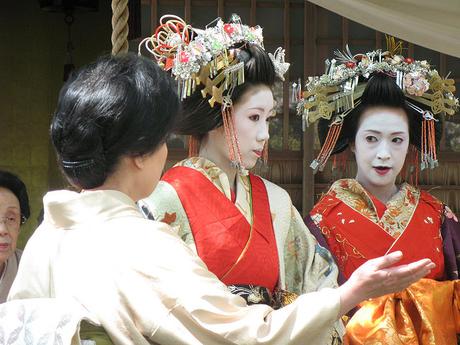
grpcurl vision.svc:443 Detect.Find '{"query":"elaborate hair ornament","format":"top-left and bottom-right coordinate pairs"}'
top-left (269, 47), bottom-right (290, 81)
top-left (297, 36), bottom-right (459, 173)
top-left (139, 14), bottom-right (288, 106)
top-left (139, 14), bottom-right (289, 171)
top-left (139, 14), bottom-right (262, 105)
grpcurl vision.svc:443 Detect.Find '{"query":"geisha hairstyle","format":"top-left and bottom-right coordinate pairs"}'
top-left (175, 44), bottom-right (277, 137)
top-left (318, 73), bottom-right (443, 155)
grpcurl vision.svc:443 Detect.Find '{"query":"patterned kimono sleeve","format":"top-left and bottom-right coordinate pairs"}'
top-left (283, 203), bottom-right (340, 294)
top-left (305, 215), bottom-right (347, 286)
top-left (283, 205), bottom-right (345, 340)
top-left (140, 181), bottom-right (197, 251)
top-left (441, 205), bottom-right (460, 280)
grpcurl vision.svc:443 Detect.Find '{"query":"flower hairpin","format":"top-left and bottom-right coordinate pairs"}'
top-left (140, 14), bottom-right (289, 106)
top-left (297, 36), bottom-right (459, 173)
top-left (269, 47), bottom-right (290, 81)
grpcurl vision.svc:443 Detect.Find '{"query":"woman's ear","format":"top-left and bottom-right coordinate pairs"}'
top-left (133, 155), bottom-right (145, 169)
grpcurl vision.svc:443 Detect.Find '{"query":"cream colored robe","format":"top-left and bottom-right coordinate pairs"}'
top-left (141, 157), bottom-right (345, 341)
top-left (9, 189), bottom-right (342, 345)
top-left (0, 249), bottom-right (21, 303)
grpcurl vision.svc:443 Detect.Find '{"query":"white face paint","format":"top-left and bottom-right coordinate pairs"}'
top-left (209, 85), bottom-right (276, 170)
top-left (353, 107), bottom-right (409, 193)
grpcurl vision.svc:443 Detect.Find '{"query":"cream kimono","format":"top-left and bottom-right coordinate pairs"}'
top-left (8, 189), bottom-right (344, 345)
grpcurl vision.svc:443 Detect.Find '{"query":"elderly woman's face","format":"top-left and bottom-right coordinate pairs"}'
top-left (0, 187), bottom-right (21, 266)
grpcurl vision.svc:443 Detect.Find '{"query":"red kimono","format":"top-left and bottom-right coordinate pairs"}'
top-left (308, 179), bottom-right (460, 345)
top-left (162, 166), bottom-right (280, 293)
top-left (310, 179), bottom-right (445, 280)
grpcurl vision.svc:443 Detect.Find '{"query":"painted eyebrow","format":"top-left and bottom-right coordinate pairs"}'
top-left (247, 107), bottom-right (275, 113)
top-left (362, 129), bottom-right (407, 135)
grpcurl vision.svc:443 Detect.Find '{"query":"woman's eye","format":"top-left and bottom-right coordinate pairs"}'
top-left (249, 114), bottom-right (260, 121)
top-left (392, 137), bottom-right (403, 143)
top-left (365, 136), bottom-right (377, 142)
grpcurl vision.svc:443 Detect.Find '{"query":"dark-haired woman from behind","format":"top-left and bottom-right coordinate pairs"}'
top-left (0, 170), bottom-right (30, 303)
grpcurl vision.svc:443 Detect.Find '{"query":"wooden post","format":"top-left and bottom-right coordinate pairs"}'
top-left (250, 0), bottom-right (256, 27)
top-left (282, 0), bottom-right (290, 151)
top-left (341, 17), bottom-right (348, 50)
top-left (150, 0), bottom-right (158, 32)
top-left (375, 31), bottom-right (382, 50)
top-left (302, 2), bottom-right (317, 216)
top-left (184, 0), bottom-right (191, 23)
top-left (218, 0), bottom-right (224, 18)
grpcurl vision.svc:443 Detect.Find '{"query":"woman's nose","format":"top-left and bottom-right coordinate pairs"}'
top-left (0, 221), bottom-right (9, 236)
top-left (376, 142), bottom-right (391, 160)
top-left (257, 122), bottom-right (270, 142)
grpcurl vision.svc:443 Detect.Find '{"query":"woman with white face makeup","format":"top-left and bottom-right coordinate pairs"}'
top-left (140, 16), bottom-right (437, 344)
top-left (306, 72), bottom-right (460, 344)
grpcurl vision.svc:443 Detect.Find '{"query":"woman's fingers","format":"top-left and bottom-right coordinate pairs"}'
top-left (339, 254), bottom-right (437, 316)
top-left (371, 250), bottom-right (403, 270)
top-left (381, 259), bottom-right (435, 288)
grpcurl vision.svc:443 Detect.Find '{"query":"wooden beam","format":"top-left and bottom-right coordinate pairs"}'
top-left (440, 53), bottom-right (448, 151)
top-left (440, 53), bottom-right (447, 77)
top-left (408, 42), bottom-right (414, 58)
top-left (217, 0), bottom-right (225, 17)
top-left (341, 17), bottom-right (348, 50)
top-left (150, 0), bottom-right (158, 32)
top-left (282, 0), bottom-right (290, 151)
top-left (184, 0), bottom-right (191, 22)
top-left (250, 0), bottom-right (256, 26)
top-left (156, 0), bottom-right (301, 7)
top-left (302, 1), bottom-right (317, 217)
top-left (375, 31), bottom-right (382, 50)
top-left (317, 38), bottom-right (374, 46)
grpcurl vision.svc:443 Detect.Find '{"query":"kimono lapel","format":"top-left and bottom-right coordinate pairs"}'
top-left (0, 250), bottom-right (20, 303)
top-left (312, 179), bottom-right (445, 279)
top-left (162, 166), bottom-right (250, 281)
top-left (162, 165), bottom-right (279, 288)
top-left (331, 179), bottom-right (420, 238)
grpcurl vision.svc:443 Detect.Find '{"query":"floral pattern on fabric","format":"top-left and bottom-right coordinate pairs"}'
top-left (0, 298), bottom-right (90, 345)
top-left (327, 179), bottom-right (422, 238)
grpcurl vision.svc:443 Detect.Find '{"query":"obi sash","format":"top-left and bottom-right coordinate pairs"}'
top-left (311, 191), bottom-right (445, 280)
top-left (162, 167), bottom-right (279, 291)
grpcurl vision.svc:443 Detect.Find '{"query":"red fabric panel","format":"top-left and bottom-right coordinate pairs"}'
top-left (311, 191), bottom-right (444, 280)
top-left (162, 167), bottom-right (279, 291)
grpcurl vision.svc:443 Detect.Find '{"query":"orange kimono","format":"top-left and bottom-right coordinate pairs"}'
top-left (309, 179), bottom-right (460, 345)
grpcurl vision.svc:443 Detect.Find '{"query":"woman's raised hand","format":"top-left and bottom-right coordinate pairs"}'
top-left (337, 251), bottom-right (435, 316)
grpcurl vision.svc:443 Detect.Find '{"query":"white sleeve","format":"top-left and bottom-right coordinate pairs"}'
top-left (122, 221), bottom-right (342, 345)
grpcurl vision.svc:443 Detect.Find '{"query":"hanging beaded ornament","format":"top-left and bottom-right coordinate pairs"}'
top-left (296, 36), bottom-right (459, 173)
top-left (139, 14), bottom-right (289, 170)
